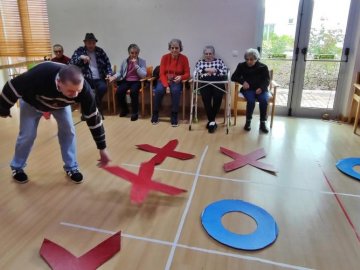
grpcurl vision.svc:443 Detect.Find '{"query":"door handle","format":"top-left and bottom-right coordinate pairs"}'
top-left (301, 47), bottom-right (308, 61)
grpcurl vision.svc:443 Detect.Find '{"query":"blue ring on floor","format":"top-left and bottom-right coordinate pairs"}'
top-left (336, 157), bottom-right (360, 181)
top-left (201, 199), bottom-right (278, 250)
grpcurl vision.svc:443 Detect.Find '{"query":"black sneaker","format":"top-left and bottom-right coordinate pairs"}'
top-left (12, 169), bottom-right (28, 183)
top-left (171, 112), bottom-right (178, 127)
top-left (151, 112), bottom-right (159, 125)
top-left (260, 121), bottom-right (269, 134)
top-left (131, 114), bottom-right (138, 121)
top-left (119, 111), bottom-right (128, 117)
top-left (208, 122), bottom-right (217, 133)
top-left (66, 169), bottom-right (83, 183)
top-left (244, 120), bottom-right (251, 131)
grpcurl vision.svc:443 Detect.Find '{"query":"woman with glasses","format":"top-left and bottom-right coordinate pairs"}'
top-left (194, 45), bottom-right (228, 133)
top-left (109, 44), bottom-right (147, 121)
top-left (151, 38), bottom-right (190, 127)
top-left (231, 48), bottom-right (270, 133)
top-left (51, 44), bottom-right (70, 64)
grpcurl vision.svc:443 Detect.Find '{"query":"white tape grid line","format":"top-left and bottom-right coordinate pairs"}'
top-left (122, 163), bottom-right (360, 199)
top-left (60, 221), bottom-right (313, 270)
top-left (164, 145), bottom-right (208, 270)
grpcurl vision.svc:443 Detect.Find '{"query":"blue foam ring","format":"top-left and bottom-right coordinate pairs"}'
top-left (201, 199), bottom-right (279, 250)
top-left (336, 157), bottom-right (360, 181)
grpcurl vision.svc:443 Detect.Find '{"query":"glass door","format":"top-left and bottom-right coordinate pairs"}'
top-left (261, 0), bottom-right (352, 117)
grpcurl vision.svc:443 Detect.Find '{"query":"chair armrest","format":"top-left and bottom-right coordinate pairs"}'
top-left (354, 83), bottom-right (360, 95)
top-left (270, 80), bottom-right (279, 95)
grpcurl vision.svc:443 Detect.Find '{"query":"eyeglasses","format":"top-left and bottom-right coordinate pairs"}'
top-left (170, 47), bottom-right (179, 50)
top-left (130, 51), bottom-right (139, 55)
top-left (54, 50), bottom-right (62, 53)
top-left (204, 53), bottom-right (213, 55)
top-left (245, 58), bottom-right (255, 61)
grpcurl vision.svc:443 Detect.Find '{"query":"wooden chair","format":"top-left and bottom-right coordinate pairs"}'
top-left (233, 70), bottom-right (279, 128)
top-left (348, 72), bottom-right (360, 133)
top-left (108, 65), bottom-right (153, 117)
top-left (148, 70), bottom-right (192, 121)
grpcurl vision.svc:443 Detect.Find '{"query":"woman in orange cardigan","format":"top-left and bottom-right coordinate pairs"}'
top-left (151, 38), bottom-right (190, 127)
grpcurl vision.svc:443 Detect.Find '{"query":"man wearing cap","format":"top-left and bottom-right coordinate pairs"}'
top-left (70, 33), bottom-right (112, 117)
top-left (0, 62), bottom-right (111, 184)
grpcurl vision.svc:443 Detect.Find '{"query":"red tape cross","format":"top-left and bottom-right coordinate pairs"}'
top-left (102, 162), bottom-right (187, 204)
top-left (40, 231), bottom-right (121, 270)
top-left (136, 139), bottom-right (195, 165)
top-left (220, 147), bottom-right (277, 173)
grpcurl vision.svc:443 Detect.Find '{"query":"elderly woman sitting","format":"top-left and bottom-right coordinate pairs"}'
top-left (151, 38), bottom-right (190, 127)
top-left (231, 48), bottom-right (270, 133)
top-left (194, 45), bottom-right (228, 133)
top-left (109, 44), bottom-right (147, 121)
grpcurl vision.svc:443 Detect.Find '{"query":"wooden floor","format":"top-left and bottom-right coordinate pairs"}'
top-left (1, 108), bottom-right (360, 270)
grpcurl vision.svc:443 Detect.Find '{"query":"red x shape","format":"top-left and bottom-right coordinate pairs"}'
top-left (40, 231), bottom-right (121, 270)
top-left (220, 147), bottom-right (277, 173)
top-left (136, 139), bottom-right (195, 165)
top-left (102, 161), bottom-right (187, 204)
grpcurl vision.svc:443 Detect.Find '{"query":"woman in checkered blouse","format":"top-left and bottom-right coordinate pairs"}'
top-left (194, 45), bottom-right (228, 133)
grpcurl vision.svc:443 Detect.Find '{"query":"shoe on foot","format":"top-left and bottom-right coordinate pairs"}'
top-left (208, 122), bottom-right (217, 133)
top-left (151, 112), bottom-right (159, 125)
top-left (119, 111), bottom-right (128, 117)
top-left (66, 169), bottom-right (83, 183)
top-left (131, 113), bottom-right (138, 121)
top-left (12, 169), bottom-right (28, 183)
top-left (244, 120), bottom-right (251, 131)
top-left (171, 112), bottom-right (178, 127)
top-left (260, 121), bottom-right (269, 133)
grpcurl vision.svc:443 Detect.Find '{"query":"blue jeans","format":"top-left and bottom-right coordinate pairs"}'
top-left (86, 78), bottom-right (107, 112)
top-left (242, 90), bottom-right (270, 122)
top-left (10, 99), bottom-right (78, 171)
top-left (153, 81), bottom-right (182, 113)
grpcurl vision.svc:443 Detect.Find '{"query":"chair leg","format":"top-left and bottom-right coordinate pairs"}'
top-left (107, 84), bottom-right (111, 114)
top-left (182, 85), bottom-right (186, 121)
top-left (270, 101), bottom-right (275, 128)
top-left (149, 86), bottom-right (153, 117)
top-left (233, 97), bottom-right (238, 126)
top-left (112, 85), bottom-right (116, 114)
top-left (349, 99), bottom-right (355, 124)
top-left (353, 101), bottom-right (360, 134)
top-left (141, 89), bottom-right (145, 118)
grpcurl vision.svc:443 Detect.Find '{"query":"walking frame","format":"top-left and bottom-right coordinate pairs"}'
top-left (189, 71), bottom-right (232, 134)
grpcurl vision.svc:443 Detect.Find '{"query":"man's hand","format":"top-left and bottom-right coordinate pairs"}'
top-left (98, 149), bottom-right (111, 167)
top-left (242, 81), bottom-right (250, 90)
top-left (255, 88), bottom-right (262, 95)
top-left (80, 55), bottom-right (90, 64)
top-left (108, 75), bottom-right (117, 83)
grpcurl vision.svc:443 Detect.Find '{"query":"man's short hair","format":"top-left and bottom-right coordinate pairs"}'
top-left (53, 44), bottom-right (64, 51)
top-left (58, 65), bottom-right (84, 85)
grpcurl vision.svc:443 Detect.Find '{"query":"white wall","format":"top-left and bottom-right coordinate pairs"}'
top-left (47, 0), bottom-right (261, 73)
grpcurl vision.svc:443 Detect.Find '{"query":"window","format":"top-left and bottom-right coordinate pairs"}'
top-left (0, 0), bottom-right (51, 59)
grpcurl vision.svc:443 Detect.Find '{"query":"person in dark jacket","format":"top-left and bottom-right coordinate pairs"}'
top-left (70, 33), bottom-right (112, 117)
top-left (231, 48), bottom-right (270, 133)
top-left (0, 62), bottom-right (111, 184)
